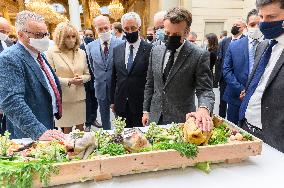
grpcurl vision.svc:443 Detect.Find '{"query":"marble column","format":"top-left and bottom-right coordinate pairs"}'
top-left (68, 0), bottom-right (82, 31)
top-left (81, 0), bottom-right (91, 29)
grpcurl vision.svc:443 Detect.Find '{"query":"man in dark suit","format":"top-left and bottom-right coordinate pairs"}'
top-left (217, 18), bottom-right (246, 119)
top-left (223, 9), bottom-right (263, 125)
top-left (143, 7), bottom-right (214, 131)
top-left (80, 29), bottom-right (100, 131)
top-left (0, 11), bottom-right (62, 139)
top-left (239, 0), bottom-right (284, 152)
top-left (0, 17), bottom-right (13, 135)
top-left (111, 12), bottom-right (153, 128)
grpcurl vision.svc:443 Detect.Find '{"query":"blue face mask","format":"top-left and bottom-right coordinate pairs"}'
top-left (259, 20), bottom-right (284, 39)
top-left (155, 28), bottom-right (165, 41)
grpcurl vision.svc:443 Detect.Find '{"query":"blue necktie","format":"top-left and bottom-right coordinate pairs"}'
top-left (248, 39), bottom-right (258, 74)
top-left (239, 40), bottom-right (278, 120)
top-left (127, 45), bottom-right (134, 73)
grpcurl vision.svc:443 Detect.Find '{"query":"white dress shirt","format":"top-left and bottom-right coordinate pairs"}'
top-left (246, 34), bottom-right (284, 129)
top-left (0, 40), bottom-right (7, 49)
top-left (125, 38), bottom-right (141, 69)
top-left (100, 38), bottom-right (111, 50)
top-left (19, 41), bottom-right (58, 115)
top-left (163, 40), bottom-right (185, 72)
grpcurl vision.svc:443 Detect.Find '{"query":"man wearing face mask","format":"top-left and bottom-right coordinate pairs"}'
top-left (86, 15), bottom-right (123, 130)
top-left (0, 17), bottom-right (13, 135)
top-left (217, 18), bottom-right (246, 119)
top-left (0, 11), bottom-right (62, 139)
top-left (239, 0), bottom-right (284, 153)
top-left (111, 12), bottom-right (153, 128)
top-left (146, 27), bottom-right (155, 43)
top-left (153, 11), bottom-right (167, 46)
top-left (143, 8), bottom-right (214, 131)
top-left (223, 9), bottom-right (263, 125)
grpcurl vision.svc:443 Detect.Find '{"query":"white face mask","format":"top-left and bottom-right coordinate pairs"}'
top-left (247, 28), bottom-right (263, 40)
top-left (98, 31), bottom-right (111, 42)
top-left (29, 37), bottom-right (50, 53)
top-left (0, 32), bottom-right (8, 41)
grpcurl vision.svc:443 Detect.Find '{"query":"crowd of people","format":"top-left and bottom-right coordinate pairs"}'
top-left (0, 0), bottom-right (284, 153)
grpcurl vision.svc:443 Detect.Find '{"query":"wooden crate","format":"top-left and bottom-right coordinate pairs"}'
top-left (33, 117), bottom-right (262, 187)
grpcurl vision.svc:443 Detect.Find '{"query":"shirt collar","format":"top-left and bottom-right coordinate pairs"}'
top-left (232, 34), bottom-right (242, 41)
top-left (126, 37), bottom-right (141, 49)
top-left (19, 40), bottom-right (38, 59)
top-left (248, 36), bottom-right (264, 43)
top-left (100, 37), bottom-right (111, 45)
top-left (275, 33), bottom-right (284, 45)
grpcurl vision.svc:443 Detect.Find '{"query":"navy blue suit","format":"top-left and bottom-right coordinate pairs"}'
top-left (0, 43), bottom-right (61, 139)
top-left (223, 37), bottom-right (249, 124)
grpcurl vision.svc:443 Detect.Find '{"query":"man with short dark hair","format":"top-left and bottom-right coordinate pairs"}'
top-left (187, 31), bottom-right (197, 44)
top-left (146, 26), bottom-right (155, 43)
top-left (239, 0), bottom-right (284, 152)
top-left (143, 7), bottom-right (214, 131)
top-left (223, 9), bottom-right (263, 125)
top-left (112, 22), bottom-right (125, 40)
top-left (80, 28), bottom-right (100, 130)
top-left (220, 30), bottom-right (227, 41)
top-left (217, 18), bottom-right (246, 119)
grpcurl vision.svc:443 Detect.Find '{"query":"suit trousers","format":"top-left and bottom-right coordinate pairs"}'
top-left (116, 101), bottom-right (143, 128)
top-left (98, 97), bottom-right (111, 130)
top-left (219, 79), bottom-right (227, 118)
top-left (0, 114), bottom-right (6, 135)
top-left (85, 89), bottom-right (98, 127)
top-left (227, 103), bottom-right (239, 125)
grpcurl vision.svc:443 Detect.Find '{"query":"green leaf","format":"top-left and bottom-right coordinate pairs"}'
top-left (195, 162), bottom-right (211, 174)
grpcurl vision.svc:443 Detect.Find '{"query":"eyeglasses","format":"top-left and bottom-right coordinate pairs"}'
top-left (0, 29), bottom-right (9, 35)
top-left (23, 30), bottom-right (50, 39)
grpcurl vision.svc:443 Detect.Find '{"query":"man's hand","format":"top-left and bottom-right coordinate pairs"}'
top-left (186, 107), bottom-right (213, 131)
top-left (110, 104), bottom-right (115, 113)
top-left (142, 112), bottom-right (149, 127)
top-left (240, 90), bottom-right (246, 101)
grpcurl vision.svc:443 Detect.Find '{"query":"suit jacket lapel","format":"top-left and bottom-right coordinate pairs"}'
top-left (128, 40), bottom-right (145, 74)
top-left (265, 50), bottom-right (284, 89)
top-left (164, 41), bottom-right (192, 88)
top-left (246, 40), bottom-right (269, 89)
top-left (158, 45), bottom-right (167, 83)
top-left (17, 43), bottom-right (50, 92)
top-left (117, 42), bottom-right (127, 75)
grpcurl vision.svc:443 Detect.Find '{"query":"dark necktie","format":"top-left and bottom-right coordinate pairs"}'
top-left (127, 45), bottom-right (134, 73)
top-left (0, 41), bottom-right (3, 52)
top-left (239, 40), bottom-right (278, 120)
top-left (103, 41), bottom-right (108, 60)
top-left (163, 50), bottom-right (176, 83)
top-left (37, 53), bottom-right (62, 118)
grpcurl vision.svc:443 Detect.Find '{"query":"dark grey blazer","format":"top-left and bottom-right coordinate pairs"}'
top-left (143, 41), bottom-right (215, 124)
top-left (248, 39), bottom-right (284, 152)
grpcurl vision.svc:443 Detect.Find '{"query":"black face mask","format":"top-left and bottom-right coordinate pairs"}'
top-left (231, 26), bottom-right (240, 35)
top-left (164, 35), bottom-right (182, 51)
top-left (125, 31), bottom-right (139, 43)
top-left (84, 36), bottom-right (94, 44)
top-left (147, 35), bottom-right (154, 42)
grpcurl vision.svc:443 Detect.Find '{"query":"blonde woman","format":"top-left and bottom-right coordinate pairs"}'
top-left (46, 22), bottom-right (90, 134)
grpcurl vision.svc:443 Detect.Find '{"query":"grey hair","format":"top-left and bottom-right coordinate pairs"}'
top-left (154, 11), bottom-right (167, 22)
top-left (15, 10), bottom-right (45, 32)
top-left (121, 12), bottom-right (141, 27)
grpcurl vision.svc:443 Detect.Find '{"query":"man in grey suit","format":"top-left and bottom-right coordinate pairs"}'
top-left (239, 0), bottom-right (284, 153)
top-left (86, 15), bottom-right (123, 130)
top-left (143, 7), bottom-right (215, 131)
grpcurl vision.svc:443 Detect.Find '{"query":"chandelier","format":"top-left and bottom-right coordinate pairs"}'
top-left (108, 0), bottom-right (124, 21)
top-left (25, 0), bottom-right (68, 24)
top-left (89, 0), bottom-right (101, 18)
